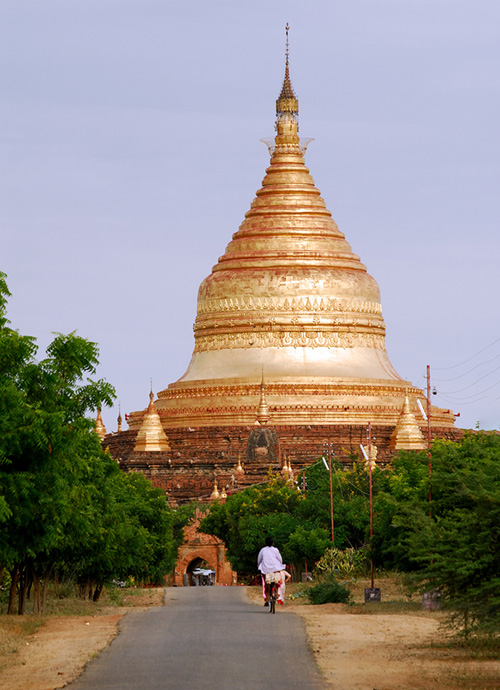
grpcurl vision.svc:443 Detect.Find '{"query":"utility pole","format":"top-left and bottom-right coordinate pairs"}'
top-left (328, 438), bottom-right (334, 544)
top-left (427, 365), bottom-right (432, 518)
top-left (368, 422), bottom-right (374, 589)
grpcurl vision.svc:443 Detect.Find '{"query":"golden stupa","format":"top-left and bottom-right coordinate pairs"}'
top-left (127, 27), bottom-right (456, 438)
top-left (134, 390), bottom-right (171, 452)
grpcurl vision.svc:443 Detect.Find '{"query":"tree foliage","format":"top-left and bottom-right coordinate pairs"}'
top-left (200, 476), bottom-right (309, 574)
top-left (201, 431), bottom-right (500, 633)
top-left (388, 434), bottom-right (500, 633)
top-left (0, 273), bottom-right (179, 613)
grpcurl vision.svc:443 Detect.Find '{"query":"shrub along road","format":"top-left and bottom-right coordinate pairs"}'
top-left (67, 587), bottom-right (324, 690)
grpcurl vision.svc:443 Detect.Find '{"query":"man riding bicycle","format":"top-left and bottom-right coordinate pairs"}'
top-left (257, 536), bottom-right (290, 606)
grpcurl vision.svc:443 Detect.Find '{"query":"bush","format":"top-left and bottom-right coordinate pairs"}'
top-left (305, 578), bottom-right (352, 605)
top-left (315, 547), bottom-right (366, 578)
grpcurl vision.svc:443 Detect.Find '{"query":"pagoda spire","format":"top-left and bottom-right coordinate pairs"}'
top-left (95, 408), bottom-right (107, 440)
top-left (276, 23), bottom-right (298, 120)
top-left (390, 391), bottom-right (426, 451)
top-left (134, 388), bottom-right (171, 452)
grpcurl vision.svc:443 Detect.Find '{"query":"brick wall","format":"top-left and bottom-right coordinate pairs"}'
top-left (104, 423), bottom-right (462, 504)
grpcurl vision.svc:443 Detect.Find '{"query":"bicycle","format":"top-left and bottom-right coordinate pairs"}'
top-left (265, 572), bottom-right (281, 614)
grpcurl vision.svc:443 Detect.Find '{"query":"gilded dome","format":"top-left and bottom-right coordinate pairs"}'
top-left (177, 98), bottom-right (398, 384)
top-left (141, 31), bottom-right (455, 432)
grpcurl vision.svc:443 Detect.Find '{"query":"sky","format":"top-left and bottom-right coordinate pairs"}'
top-left (1, 0), bottom-right (499, 433)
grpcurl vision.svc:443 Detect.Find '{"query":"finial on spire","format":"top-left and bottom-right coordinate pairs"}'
top-left (276, 23), bottom-right (298, 120)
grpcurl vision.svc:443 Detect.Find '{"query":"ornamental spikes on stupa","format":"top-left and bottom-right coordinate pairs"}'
top-left (210, 478), bottom-right (220, 501)
top-left (281, 454), bottom-right (289, 476)
top-left (256, 371), bottom-right (270, 425)
top-left (95, 409), bottom-right (107, 440)
top-left (134, 389), bottom-right (171, 452)
top-left (390, 392), bottom-right (426, 451)
top-left (235, 452), bottom-right (245, 477)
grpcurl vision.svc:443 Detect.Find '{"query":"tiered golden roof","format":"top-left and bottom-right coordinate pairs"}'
top-left (391, 393), bottom-right (426, 451)
top-left (126, 28), bottom-right (456, 433)
top-left (134, 390), bottom-right (171, 452)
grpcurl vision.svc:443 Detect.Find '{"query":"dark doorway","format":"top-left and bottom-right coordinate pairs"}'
top-left (185, 558), bottom-right (216, 586)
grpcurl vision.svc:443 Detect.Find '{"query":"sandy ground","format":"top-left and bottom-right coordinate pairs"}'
top-left (292, 604), bottom-right (500, 689)
top-left (1, 585), bottom-right (500, 690)
top-left (0, 588), bottom-right (165, 690)
top-left (248, 582), bottom-right (500, 690)
top-left (294, 604), bottom-right (452, 689)
top-left (1, 613), bottom-right (123, 690)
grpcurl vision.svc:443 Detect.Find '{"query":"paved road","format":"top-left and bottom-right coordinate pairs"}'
top-left (68, 586), bottom-right (325, 690)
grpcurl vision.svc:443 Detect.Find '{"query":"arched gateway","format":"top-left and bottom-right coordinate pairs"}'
top-left (173, 510), bottom-right (235, 586)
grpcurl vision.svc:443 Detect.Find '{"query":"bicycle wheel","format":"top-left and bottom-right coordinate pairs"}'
top-left (269, 583), bottom-right (276, 614)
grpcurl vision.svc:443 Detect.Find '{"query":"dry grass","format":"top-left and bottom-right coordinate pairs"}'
top-left (267, 576), bottom-right (500, 690)
top-left (0, 617), bottom-right (43, 673)
top-left (0, 586), bottom-right (164, 676)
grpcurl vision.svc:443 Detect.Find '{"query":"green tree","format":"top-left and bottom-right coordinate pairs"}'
top-left (0, 274), bottom-right (114, 611)
top-left (63, 468), bottom-right (178, 599)
top-left (200, 476), bottom-right (306, 576)
top-left (0, 272), bottom-right (179, 612)
top-left (200, 460), bottom-right (390, 579)
top-left (297, 458), bottom-right (388, 553)
top-left (388, 434), bottom-right (500, 633)
top-left (371, 450), bottom-right (430, 570)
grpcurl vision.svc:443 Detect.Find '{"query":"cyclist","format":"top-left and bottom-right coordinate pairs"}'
top-left (257, 536), bottom-right (285, 606)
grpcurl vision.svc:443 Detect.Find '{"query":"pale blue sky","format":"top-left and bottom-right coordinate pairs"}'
top-left (2, 0), bottom-right (499, 432)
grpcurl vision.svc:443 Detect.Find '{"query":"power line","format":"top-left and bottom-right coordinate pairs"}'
top-left (433, 336), bottom-right (500, 372)
top-left (438, 392), bottom-right (489, 405)
top-left (432, 352), bottom-right (500, 382)
top-left (438, 369), bottom-right (500, 395)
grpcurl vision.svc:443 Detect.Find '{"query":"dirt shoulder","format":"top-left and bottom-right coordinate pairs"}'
top-left (0, 588), bottom-right (165, 690)
top-left (248, 579), bottom-right (500, 690)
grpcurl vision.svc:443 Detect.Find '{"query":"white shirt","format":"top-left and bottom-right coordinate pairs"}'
top-left (257, 545), bottom-right (284, 574)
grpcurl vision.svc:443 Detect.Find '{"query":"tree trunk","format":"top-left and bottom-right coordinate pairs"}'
top-left (93, 583), bottom-right (103, 602)
top-left (18, 564), bottom-right (28, 615)
top-left (32, 569), bottom-right (41, 615)
top-left (79, 578), bottom-right (94, 600)
top-left (7, 564), bottom-right (19, 615)
top-left (41, 570), bottom-right (51, 615)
